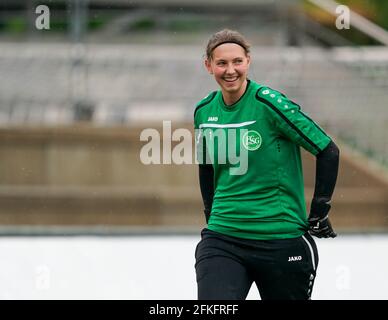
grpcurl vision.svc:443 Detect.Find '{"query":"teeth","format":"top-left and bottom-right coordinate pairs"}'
top-left (224, 77), bottom-right (238, 82)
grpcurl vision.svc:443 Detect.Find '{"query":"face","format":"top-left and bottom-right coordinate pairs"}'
top-left (205, 43), bottom-right (250, 97)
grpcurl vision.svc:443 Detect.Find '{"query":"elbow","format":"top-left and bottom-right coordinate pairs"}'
top-left (330, 141), bottom-right (340, 161)
top-left (318, 140), bottom-right (340, 161)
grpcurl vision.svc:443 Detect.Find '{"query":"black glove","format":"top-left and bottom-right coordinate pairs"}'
top-left (308, 214), bottom-right (337, 238)
top-left (308, 199), bottom-right (337, 238)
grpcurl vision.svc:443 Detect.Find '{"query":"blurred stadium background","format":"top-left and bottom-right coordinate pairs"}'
top-left (0, 0), bottom-right (387, 234)
top-left (0, 0), bottom-right (387, 299)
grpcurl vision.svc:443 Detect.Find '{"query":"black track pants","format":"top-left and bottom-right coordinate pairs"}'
top-left (195, 228), bottom-right (319, 300)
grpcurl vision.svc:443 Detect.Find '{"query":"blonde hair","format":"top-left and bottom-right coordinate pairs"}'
top-left (206, 29), bottom-right (251, 60)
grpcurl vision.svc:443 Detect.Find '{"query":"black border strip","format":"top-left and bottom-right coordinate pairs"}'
top-left (298, 108), bottom-right (330, 138)
top-left (264, 87), bottom-right (330, 139)
top-left (255, 90), bottom-right (321, 154)
top-left (285, 96), bottom-right (329, 138)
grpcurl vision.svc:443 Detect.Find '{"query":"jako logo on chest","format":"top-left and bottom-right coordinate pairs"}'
top-left (207, 116), bottom-right (218, 122)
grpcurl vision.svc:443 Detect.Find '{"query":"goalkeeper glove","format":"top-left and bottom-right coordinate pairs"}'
top-left (308, 199), bottom-right (337, 238)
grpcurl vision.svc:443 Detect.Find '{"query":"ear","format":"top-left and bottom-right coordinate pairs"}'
top-left (246, 54), bottom-right (251, 67)
top-left (205, 59), bottom-right (213, 74)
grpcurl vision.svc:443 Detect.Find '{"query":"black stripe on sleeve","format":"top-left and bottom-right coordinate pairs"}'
top-left (255, 91), bottom-right (322, 154)
top-left (298, 109), bottom-right (329, 138)
top-left (286, 98), bottom-right (330, 138)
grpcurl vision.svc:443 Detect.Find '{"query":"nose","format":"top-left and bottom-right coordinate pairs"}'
top-left (226, 63), bottom-right (235, 75)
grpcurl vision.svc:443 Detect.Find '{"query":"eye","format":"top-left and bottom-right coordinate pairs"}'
top-left (234, 59), bottom-right (243, 64)
top-left (217, 61), bottom-right (226, 66)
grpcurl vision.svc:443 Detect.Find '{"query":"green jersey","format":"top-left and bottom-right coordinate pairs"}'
top-left (194, 80), bottom-right (331, 240)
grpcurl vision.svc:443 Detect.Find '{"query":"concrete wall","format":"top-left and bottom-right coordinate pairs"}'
top-left (0, 124), bottom-right (387, 232)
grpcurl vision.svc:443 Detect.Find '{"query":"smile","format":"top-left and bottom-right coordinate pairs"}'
top-left (223, 76), bottom-right (239, 82)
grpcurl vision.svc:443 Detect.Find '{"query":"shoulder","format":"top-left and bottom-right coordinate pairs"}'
top-left (194, 91), bottom-right (217, 118)
top-left (254, 86), bottom-right (299, 115)
top-left (255, 86), bottom-right (289, 105)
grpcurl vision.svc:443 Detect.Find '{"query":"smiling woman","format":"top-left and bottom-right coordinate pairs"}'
top-left (204, 30), bottom-right (251, 106)
top-left (193, 29), bottom-right (340, 300)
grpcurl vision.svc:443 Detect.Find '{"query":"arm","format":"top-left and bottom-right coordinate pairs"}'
top-left (198, 164), bottom-right (214, 223)
top-left (255, 87), bottom-right (340, 237)
top-left (308, 140), bottom-right (340, 238)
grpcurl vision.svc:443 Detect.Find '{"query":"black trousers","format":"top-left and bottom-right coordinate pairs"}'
top-left (195, 228), bottom-right (319, 300)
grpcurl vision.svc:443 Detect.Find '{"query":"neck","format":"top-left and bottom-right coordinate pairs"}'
top-left (222, 79), bottom-right (248, 106)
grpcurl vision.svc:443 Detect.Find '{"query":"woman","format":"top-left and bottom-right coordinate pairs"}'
top-left (194, 29), bottom-right (339, 300)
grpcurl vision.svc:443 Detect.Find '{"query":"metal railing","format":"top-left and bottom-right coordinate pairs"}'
top-left (0, 43), bottom-right (387, 166)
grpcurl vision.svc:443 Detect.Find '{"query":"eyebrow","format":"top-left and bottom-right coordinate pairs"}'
top-left (215, 57), bottom-right (244, 62)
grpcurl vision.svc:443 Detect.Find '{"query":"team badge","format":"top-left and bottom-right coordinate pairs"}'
top-left (242, 130), bottom-right (262, 151)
